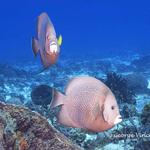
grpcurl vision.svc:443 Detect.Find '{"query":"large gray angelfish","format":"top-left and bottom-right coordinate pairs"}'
top-left (51, 76), bottom-right (122, 132)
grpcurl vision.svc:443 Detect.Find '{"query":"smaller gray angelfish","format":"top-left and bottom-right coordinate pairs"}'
top-left (32, 12), bottom-right (62, 69)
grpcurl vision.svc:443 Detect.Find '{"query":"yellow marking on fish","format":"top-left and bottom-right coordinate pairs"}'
top-left (57, 35), bottom-right (62, 46)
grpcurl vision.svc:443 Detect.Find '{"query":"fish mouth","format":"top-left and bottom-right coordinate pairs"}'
top-left (50, 42), bottom-right (58, 53)
top-left (114, 115), bottom-right (122, 125)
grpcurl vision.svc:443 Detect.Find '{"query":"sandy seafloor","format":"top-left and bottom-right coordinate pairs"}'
top-left (0, 54), bottom-right (150, 150)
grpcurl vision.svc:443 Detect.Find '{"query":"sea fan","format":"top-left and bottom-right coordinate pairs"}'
top-left (104, 72), bottom-right (136, 104)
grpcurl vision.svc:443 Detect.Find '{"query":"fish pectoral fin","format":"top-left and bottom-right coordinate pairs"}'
top-left (32, 37), bottom-right (39, 56)
top-left (50, 89), bottom-right (66, 108)
top-left (57, 35), bottom-right (62, 46)
top-left (92, 104), bottom-right (101, 121)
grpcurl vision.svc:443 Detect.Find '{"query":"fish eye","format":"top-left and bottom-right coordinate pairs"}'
top-left (111, 106), bottom-right (115, 110)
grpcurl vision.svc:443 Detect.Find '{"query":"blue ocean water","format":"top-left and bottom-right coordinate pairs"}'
top-left (0, 0), bottom-right (150, 62)
top-left (0, 0), bottom-right (150, 150)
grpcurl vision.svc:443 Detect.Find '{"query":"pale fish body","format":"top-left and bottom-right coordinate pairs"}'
top-left (51, 76), bottom-right (122, 132)
top-left (32, 12), bottom-right (62, 69)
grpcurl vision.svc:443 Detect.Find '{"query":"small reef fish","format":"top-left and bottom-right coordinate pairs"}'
top-left (32, 12), bottom-right (62, 69)
top-left (51, 76), bottom-right (122, 132)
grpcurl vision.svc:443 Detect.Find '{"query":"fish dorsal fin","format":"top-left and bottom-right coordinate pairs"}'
top-left (50, 89), bottom-right (66, 108)
top-left (65, 77), bottom-right (79, 94)
top-left (57, 35), bottom-right (62, 46)
top-left (65, 76), bottom-right (89, 94)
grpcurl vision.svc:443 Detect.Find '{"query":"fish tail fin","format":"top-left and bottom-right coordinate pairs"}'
top-left (32, 37), bottom-right (39, 56)
top-left (50, 89), bottom-right (66, 108)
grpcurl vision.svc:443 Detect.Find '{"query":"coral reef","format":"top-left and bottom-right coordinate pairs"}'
top-left (0, 102), bottom-right (81, 150)
top-left (0, 55), bottom-right (150, 150)
top-left (125, 73), bottom-right (149, 94)
top-left (121, 104), bottom-right (137, 118)
top-left (141, 103), bottom-right (150, 126)
top-left (131, 55), bottom-right (150, 72)
top-left (116, 63), bottom-right (135, 73)
top-left (135, 140), bottom-right (150, 150)
top-left (0, 63), bottom-right (28, 78)
top-left (104, 72), bottom-right (136, 104)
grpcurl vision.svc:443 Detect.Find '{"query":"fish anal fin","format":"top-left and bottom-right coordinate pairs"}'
top-left (32, 37), bottom-right (39, 56)
top-left (50, 89), bottom-right (65, 108)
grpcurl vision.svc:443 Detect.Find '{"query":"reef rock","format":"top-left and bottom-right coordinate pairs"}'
top-left (0, 63), bottom-right (28, 78)
top-left (131, 55), bottom-right (150, 72)
top-left (141, 102), bottom-right (150, 126)
top-left (0, 102), bottom-right (81, 150)
top-left (125, 73), bottom-right (149, 94)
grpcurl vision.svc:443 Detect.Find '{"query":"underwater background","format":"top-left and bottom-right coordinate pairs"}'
top-left (0, 0), bottom-right (150, 150)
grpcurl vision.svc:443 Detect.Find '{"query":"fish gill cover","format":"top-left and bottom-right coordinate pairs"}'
top-left (0, 0), bottom-right (150, 150)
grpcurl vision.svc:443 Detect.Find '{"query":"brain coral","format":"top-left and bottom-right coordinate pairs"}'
top-left (0, 102), bottom-right (81, 150)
